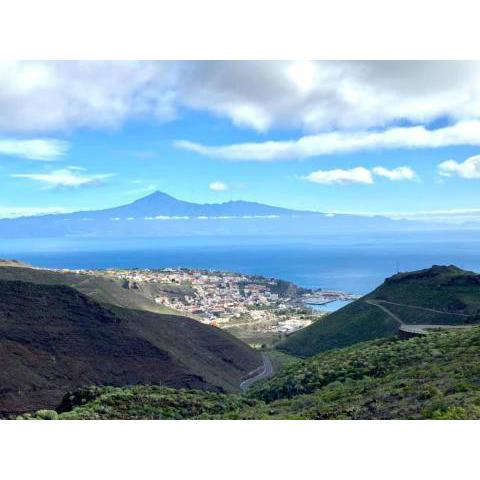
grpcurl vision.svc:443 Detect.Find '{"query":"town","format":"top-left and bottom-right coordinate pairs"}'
top-left (52, 266), bottom-right (358, 344)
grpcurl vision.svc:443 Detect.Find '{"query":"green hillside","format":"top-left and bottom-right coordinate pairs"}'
top-left (278, 265), bottom-right (480, 357)
top-left (369, 265), bottom-right (480, 314)
top-left (24, 327), bottom-right (480, 420)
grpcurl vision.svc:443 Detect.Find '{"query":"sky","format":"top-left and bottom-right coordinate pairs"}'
top-left (1, 60), bottom-right (480, 222)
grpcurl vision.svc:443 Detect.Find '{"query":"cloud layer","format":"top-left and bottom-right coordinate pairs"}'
top-left (0, 138), bottom-right (68, 160)
top-left (1, 61), bottom-right (480, 135)
top-left (175, 120), bottom-right (480, 162)
top-left (0, 62), bottom-right (177, 133)
top-left (304, 165), bottom-right (417, 185)
top-left (372, 166), bottom-right (417, 181)
top-left (0, 206), bottom-right (74, 219)
top-left (304, 167), bottom-right (373, 185)
top-left (11, 167), bottom-right (115, 188)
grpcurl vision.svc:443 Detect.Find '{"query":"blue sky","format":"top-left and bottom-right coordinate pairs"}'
top-left (1, 61), bottom-right (480, 221)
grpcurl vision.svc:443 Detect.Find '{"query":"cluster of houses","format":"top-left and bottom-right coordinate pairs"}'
top-left (53, 266), bottom-right (325, 335)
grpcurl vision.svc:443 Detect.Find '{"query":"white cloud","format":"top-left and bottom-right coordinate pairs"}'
top-left (175, 120), bottom-right (480, 162)
top-left (178, 61), bottom-right (480, 133)
top-left (438, 154), bottom-right (480, 179)
top-left (0, 138), bottom-right (68, 160)
top-left (304, 167), bottom-right (373, 185)
top-left (372, 166), bottom-right (417, 181)
top-left (0, 206), bottom-right (74, 219)
top-left (144, 215), bottom-right (190, 220)
top-left (209, 181), bottom-right (228, 191)
top-left (0, 61), bottom-right (177, 133)
top-left (385, 208), bottom-right (480, 224)
top-left (304, 165), bottom-right (417, 185)
top-left (2, 61), bottom-right (480, 134)
top-left (11, 167), bottom-right (115, 188)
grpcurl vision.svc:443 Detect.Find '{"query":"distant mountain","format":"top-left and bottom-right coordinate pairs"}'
top-left (0, 191), bottom-right (439, 239)
top-left (0, 273), bottom-right (260, 415)
top-left (279, 265), bottom-right (480, 357)
top-left (104, 191), bottom-right (314, 218)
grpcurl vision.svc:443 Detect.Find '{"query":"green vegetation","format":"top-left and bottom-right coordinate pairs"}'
top-left (19, 386), bottom-right (259, 420)
top-left (278, 300), bottom-right (398, 357)
top-left (266, 349), bottom-right (300, 372)
top-left (378, 302), bottom-right (475, 325)
top-left (371, 265), bottom-right (480, 314)
top-left (24, 327), bottom-right (480, 420)
top-left (250, 328), bottom-right (480, 419)
top-left (278, 265), bottom-right (480, 357)
top-left (8, 263), bottom-right (480, 420)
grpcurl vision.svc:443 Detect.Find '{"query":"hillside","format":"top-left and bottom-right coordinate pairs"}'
top-left (0, 259), bottom-right (31, 268)
top-left (0, 264), bottom-right (179, 316)
top-left (25, 328), bottom-right (480, 420)
top-left (278, 265), bottom-right (480, 357)
top-left (0, 279), bottom-right (260, 416)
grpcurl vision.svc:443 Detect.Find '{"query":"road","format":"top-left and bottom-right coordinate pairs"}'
top-left (240, 352), bottom-right (273, 392)
top-left (371, 299), bottom-right (471, 317)
top-left (365, 299), bottom-right (405, 326)
top-left (365, 299), bottom-right (475, 335)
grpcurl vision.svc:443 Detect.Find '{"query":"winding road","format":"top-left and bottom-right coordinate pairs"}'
top-left (240, 352), bottom-right (273, 391)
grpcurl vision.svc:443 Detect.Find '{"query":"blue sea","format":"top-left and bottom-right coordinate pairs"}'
top-left (1, 230), bottom-right (480, 295)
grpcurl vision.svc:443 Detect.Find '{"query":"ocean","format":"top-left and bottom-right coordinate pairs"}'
top-left (1, 230), bottom-right (480, 295)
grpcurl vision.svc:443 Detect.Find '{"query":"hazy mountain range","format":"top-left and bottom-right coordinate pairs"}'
top-left (0, 191), bottom-right (471, 239)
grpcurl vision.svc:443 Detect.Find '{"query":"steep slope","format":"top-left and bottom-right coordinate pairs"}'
top-left (278, 265), bottom-right (480, 357)
top-left (0, 279), bottom-right (260, 415)
top-left (0, 259), bottom-right (31, 268)
top-left (0, 264), bottom-right (179, 315)
top-left (28, 328), bottom-right (480, 420)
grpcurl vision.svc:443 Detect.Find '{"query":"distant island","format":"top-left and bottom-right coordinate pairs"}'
top-left (0, 190), bottom-right (458, 240)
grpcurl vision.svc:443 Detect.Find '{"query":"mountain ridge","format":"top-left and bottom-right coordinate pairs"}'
top-left (0, 190), bottom-right (434, 239)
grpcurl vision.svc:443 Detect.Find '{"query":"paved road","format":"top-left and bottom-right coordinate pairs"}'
top-left (240, 352), bottom-right (273, 392)
top-left (365, 299), bottom-right (475, 335)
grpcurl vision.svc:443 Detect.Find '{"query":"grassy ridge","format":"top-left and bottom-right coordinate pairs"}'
top-left (370, 265), bottom-right (480, 314)
top-left (0, 265), bottom-right (179, 315)
top-left (278, 265), bottom-right (480, 357)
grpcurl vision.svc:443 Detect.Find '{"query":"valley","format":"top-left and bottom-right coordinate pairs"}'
top-left (38, 265), bottom-right (355, 345)
top-left (2, 261), bottom-right (480, 420)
